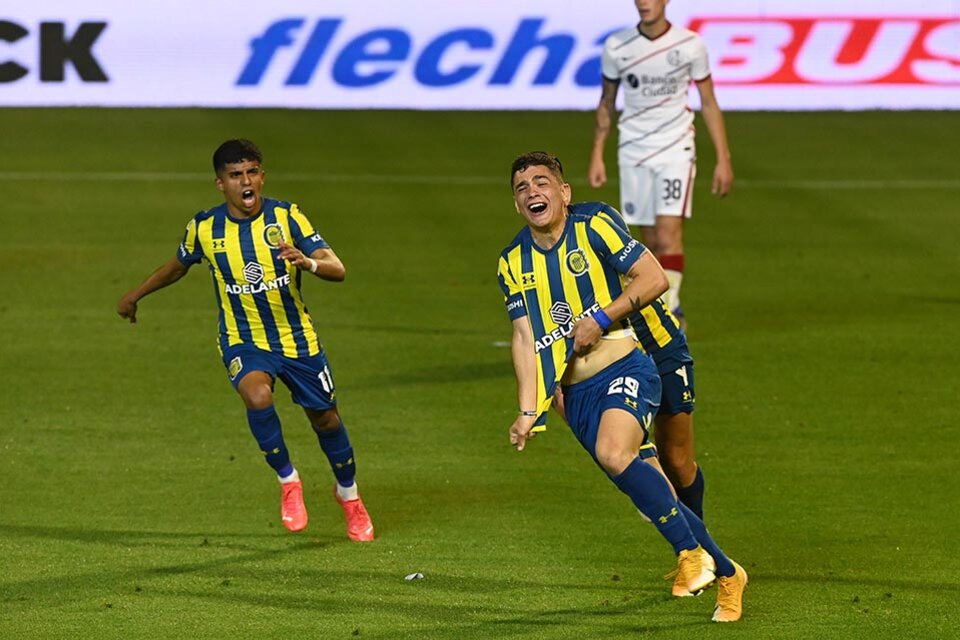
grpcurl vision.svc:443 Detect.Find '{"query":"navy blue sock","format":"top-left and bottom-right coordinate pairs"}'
top-left (677, 502), bottom-right (735, 577)
top-left (675, 465), bottom-right (705, 521)
top-left (246, 406), bottom-right (292, 476)
top-left (612, 457), bottom-right (698, 554)
top-left (316, 422), bottom-right (356, 487)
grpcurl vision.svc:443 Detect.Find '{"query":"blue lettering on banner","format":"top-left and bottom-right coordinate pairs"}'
top-left (237, 19), bottom-right (305, 85)
top-left (414, 29), bottom-right (493, 87)
top-left (287, 19), bottom-right (341, 85)
top-left (489, 18), bottom-right (574, 85)
top-left (333, 28), bottom-right (411, 87)
top-left (236, 17), bottom-right (612, 89)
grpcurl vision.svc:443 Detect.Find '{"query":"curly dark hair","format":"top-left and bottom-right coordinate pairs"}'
top-left (213, 139), bottom-right (262, 173)
top-left (509, 151), bottom-right (564, 187)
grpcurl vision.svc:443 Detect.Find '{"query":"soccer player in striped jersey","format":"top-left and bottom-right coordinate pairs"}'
top-left (117, 139), bottom-right (374, 541)
top-left (588, 0), bottom-right (734, 328)
top-left (570, 201), bottom-right (704, 520)
top-left (498, 152), bottom-right (745, 622)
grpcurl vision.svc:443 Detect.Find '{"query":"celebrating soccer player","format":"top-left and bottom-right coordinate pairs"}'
top-left (498, 151), bottom-right (745, 622)
top-left (117, 139), bottom-right (374, 541)
top-left (588, 0), bottom-right (734, 329)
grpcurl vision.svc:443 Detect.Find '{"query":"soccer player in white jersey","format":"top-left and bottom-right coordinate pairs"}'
top-left (588, 0), bottom-right (734, 327)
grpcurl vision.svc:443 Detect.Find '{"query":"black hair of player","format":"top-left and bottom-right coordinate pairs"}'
top-left (510, 151), bottom-right (565, 188)
top-left (213, 139), bottom-right (263, 174)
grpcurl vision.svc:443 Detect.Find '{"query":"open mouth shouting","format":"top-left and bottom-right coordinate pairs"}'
top-left (241, 188), bottom-right (257, 209)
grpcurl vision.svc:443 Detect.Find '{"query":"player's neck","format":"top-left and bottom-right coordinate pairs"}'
top-left (529, 215), bottom-right (567, 250)
top-left (638, 18), bottom-right (669, 40)
top-left (225, 197), bottom-right (262, 220)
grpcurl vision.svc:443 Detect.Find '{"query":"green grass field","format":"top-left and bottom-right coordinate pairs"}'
top-left (1, 108), bottom-right (958, 639)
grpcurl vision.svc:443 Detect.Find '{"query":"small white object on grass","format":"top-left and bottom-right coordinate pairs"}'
top-left (404, 572), bottom-right (424, 581)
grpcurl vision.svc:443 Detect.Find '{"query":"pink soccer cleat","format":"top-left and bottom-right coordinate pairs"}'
top-left (333, 487), bottom-right (375, 542)
top-left (280, 480), bottom-right (308, 532)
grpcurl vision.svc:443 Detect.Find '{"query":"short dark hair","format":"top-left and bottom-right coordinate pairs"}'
top-left (212, 139), bottom-right (262, 173)
top-left (510, 151), bottom-right (564, 187)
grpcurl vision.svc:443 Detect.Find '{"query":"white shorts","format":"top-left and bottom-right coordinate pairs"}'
top-left (619, 140), bottom-right (696, 227)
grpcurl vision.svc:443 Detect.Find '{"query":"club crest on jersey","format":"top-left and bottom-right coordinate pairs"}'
top-left (667, 49), bottom-right (682, 66)
top-left (228, 357), bottom-right (243, 380)
top-left (565, 249), bottom-right (589, 276)
top-left (263, 223), bottom-right (285, 248)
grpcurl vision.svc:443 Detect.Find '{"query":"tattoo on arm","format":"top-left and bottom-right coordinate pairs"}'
top-left (629, 296), bottom-right (644, 314)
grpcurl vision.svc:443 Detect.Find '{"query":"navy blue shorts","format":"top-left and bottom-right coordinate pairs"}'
top-left (221, 344), bottom-right (337, 411)
top-left (654, 349), bottom-right (696, 416)
top-left (562, 349), bottom-right (661, 461)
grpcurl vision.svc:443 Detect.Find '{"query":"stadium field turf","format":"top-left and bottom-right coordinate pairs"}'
top-left (0, 108), bottom-right (957, 639)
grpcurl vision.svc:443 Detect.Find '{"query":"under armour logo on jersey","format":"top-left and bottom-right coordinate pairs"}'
top-left (212, 239), bottom-right (227, 251)
top-left (658, 507), bottom-right (679, 524)
top-left (624, 398), bottom-right (638, 410)
top-left (521, 273), bottom-right (536, 288)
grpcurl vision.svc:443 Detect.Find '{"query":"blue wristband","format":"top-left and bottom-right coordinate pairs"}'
top-left (593, 309), bottom-right (613, 331)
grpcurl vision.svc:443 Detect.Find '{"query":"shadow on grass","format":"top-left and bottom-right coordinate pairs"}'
top-left (757, 571), bottom-right (960, 593)
top-left (0, 523), bottom-right (331, 601)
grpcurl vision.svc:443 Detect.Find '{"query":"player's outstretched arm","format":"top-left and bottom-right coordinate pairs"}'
top-left (588, 77), bottom-right (620, 188)
top-left (696, 76), bottom-right (734, 197)
top-left (277, 242), bottom-right (346, 282)
top-left (509, 317), bottom-right (538, 452)
top-left (117, 257), bottom-right (189, 324)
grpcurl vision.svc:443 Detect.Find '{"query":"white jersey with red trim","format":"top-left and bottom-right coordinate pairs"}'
top-left (601, 23), bottom-right (710, 166)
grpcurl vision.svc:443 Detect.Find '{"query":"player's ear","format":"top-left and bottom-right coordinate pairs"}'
top-left (215, 176), bottom-right (224, 193)
top-left (561, 182), bottom-right (572, 205)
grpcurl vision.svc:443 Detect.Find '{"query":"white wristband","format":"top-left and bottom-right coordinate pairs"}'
top-left (307, 258), bottom-right (319, 274)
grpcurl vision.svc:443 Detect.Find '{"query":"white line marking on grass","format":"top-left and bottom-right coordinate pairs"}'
top-left (735, 179), bottom-right (960, 190)
top-left (2, 171), bottom-right (959, 189)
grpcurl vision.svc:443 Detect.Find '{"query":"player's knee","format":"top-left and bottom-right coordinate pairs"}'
top-left (242, 386), bottom-right (274, 411)
top-left (659, 445), bottom-right (695, 478)
top-left (308, 408), bottom-right (341, 434)
top-left (656, 228), bottom-right (682, 254)
top-left (595, 443), bottom-right (635, 476)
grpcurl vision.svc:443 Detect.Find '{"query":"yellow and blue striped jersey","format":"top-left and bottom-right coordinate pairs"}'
top-left (497, 212), bottom-right (647, 425)
top-left (569, 201), bottom-right (687, 362)
top-left (177, 197), bottom-right (329, 359)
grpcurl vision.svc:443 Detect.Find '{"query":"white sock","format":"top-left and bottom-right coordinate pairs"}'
top-left (664, 269), bottom-right (683, 312)
top-left (279, 468), bottom-right (300, 484)
top-left (336, 482), bottom-right (358, 501)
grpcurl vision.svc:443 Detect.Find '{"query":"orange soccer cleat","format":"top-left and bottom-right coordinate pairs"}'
top-left (674, 546), bottom-right (716, 596)
top-left (712, 561), bottom-right (748, 622)
top-left (333, 487), bottom-right (375, 542)
top-left (280, 480), bottom-right (308, 532)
